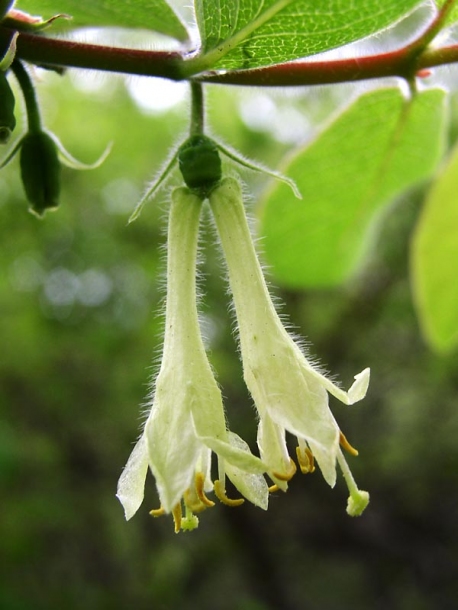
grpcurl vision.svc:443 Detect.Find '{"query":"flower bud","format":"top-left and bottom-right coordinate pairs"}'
top-left (0, 70), bottom-right (16, 143)
top-left (20, 131), bottom-right (60, 216)
top-left (178, 134), bottom-right (222, 195)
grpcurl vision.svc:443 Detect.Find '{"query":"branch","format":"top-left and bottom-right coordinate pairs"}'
top-left (196, 48), bottom-right (414, 87)
top-left (1, 0), bottom-right (458, 89)
top-left (196, 45), bottom-right (458, 87)
top-left (419, 44), bottom-right (458, 70)
top-left (0, 26), bottom-right (184, 79)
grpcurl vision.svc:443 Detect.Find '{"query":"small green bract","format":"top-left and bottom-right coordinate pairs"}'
top-left (178, 134), bottom-right (222, 196)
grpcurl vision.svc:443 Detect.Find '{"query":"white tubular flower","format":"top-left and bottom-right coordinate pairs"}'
top-left (209, 177), bottom-right (370, 516)
top-left (117, 186), bottom-right (269, 532)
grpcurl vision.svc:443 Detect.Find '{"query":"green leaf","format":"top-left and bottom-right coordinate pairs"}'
top-left (260, 87), bottom-right (447, 288)
top-left (194, 0), bottom-right (422, 71)
top-left (411, 142), bottom-right (458, 353)
top-left (15, 0), bottom-right (189, 41)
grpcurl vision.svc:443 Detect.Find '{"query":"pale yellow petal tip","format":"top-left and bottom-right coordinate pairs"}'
top-left (346, 490), bottom-right (370, 516)
top-left (116, 494), bottom-right (139, 521)
top-left (348, 368), bottom-right (371, 404)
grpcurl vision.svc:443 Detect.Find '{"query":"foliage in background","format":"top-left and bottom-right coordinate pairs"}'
top-left (261, 87), bottom-right (447, 287)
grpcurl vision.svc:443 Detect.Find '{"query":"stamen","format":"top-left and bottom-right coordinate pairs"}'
top-left (272, 457), bottom-right (297, 481)
top-left (214, 480), bottom-right (244, 507)
top-left (268, 484), bottom-right (280, 493)
top-left (339, 431), bottom-right (359, 456)
top-left (296, 445), bottom-right (316, 474)
top-left (149, 506), bottom-right (166, 517)
top-left (195, 471), bottom-right (215, 507)
top-left (183, 471), bottom-right (215, 513)
top-left (183, 489), bottom-right (208, 513)
top-left (172, 503), bottom-right (182, 533)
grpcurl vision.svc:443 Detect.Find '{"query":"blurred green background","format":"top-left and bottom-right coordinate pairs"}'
top-left (1, 58), bottom-right (458, 610)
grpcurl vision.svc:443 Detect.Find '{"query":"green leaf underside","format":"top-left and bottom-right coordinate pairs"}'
top-left (195, 0), bottom-right (422, 71)
top-left (15, 0), bottom-right (188, 41)
top-left (411, 142), bottom-right (458, 353)
top-left (260, 87), bottom-right (447, 288)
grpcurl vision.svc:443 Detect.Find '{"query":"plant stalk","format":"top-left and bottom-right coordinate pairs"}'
top-left (11, 59), bottom-right (41, 132)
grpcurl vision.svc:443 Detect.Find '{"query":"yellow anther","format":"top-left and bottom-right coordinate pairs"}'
top-left (195, 471), bottom-right (216, 508)
top-left (214, 480), bottom-right (245, 507)
top-left (149, 506), bottom-right (166, 517)
top-left (296, 445), bottom-right (316, 474)
top-left (339, 431), bottom-right (359, 456)
top-left (183, 472), bottom-right (215, 512)
top-left (268, 484), bottom-right (280, 493)
top-left (272, 457), bottom-right (297, 482)
top-left (183, 489), bottom-right (208, 513)
top-left (172, 503), bottom-right (182, 533)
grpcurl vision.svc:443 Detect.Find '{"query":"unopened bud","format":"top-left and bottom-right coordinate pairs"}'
top-left (0, 70), bottom-right (16, 143)
top-left (20, 131), bottom-right (60, 217)
top-left (178, 134), bottom-right (222, 195)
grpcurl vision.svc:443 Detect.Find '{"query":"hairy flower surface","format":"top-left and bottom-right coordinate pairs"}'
top-left (210, 177), bottom-right (370, 515)
top-left (117, 186), bottom-right (268, 531)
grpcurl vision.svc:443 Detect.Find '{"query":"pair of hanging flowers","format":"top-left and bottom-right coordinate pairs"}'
top-left (117, 135), bottom-right (370, 532)
top-left (0, 41), bottom-right (370, 530)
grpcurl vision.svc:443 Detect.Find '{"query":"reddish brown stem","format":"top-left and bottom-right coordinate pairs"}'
top-left (1, 0), bottom-right (458, 89)
top-left (0, 26), bottom-right (184, 79)
top-left (196, 48), bottom-right (415, 87)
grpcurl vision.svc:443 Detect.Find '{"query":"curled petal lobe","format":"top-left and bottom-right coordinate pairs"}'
top-left (116, 435), bottom-right (149, 521)
top-left (218, 432), bottom-right (269, 510)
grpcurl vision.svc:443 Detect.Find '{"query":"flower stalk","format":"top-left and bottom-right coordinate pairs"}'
top-left (11, 58), bottom-right (41, 132)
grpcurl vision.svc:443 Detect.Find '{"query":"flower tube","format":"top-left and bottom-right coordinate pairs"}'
top-left (117, 186), bottom-right (269, 531)
top-left (209, 177), bottom-right (370, 515)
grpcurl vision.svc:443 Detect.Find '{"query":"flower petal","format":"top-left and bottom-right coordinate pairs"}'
top-left (201, 433), bottom-right (267, 475)
top-left (304, 366), bottom-right (371, 406)
top-left (187, 373), bottom-right (229, 442)
top-left (257, 413), bottom-right (290, 490)
top-left (224, 432), bottom-right (269, 510)
top-left (116, 434), bottom-right (149, 520)
top-left (247, 347), bottom-right (340, 485)
top-left (145, 386), bottom-right (202, 512)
